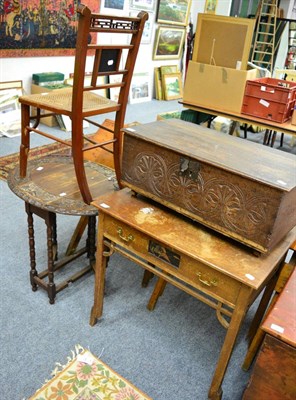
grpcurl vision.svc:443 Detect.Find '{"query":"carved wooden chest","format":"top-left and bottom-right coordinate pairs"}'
top-left (121, 119), bottom-right (296, 253)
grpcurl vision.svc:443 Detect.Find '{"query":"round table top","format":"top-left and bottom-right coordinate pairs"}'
top-left (8, 155), bottom-right (117, 216)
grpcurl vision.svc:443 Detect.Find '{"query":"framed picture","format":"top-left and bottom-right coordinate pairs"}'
top-left (101, 0), bottom-right (128, 14)
top-left (0, 0), bottom-right (99, 58)
top-left (154, 67), bottom-right (163, 100)
top-left (129, 11), bottom-right (154, 44)
top-left (153, 26), bottom-right (186, 60)
top-left (156, 0), bottom-right (192, 26)
top-left (160, 65), bottom-right (179, 76)
top-left (129, 72), bottom-right (151, 103)
top-left (204, 0), bottom-right (218, 14)
top-left (162, 73), bottom-right (183, 100)
top-left (0, 81), bottom-right (23, 137)
top-left (141, 14), bottom-right (154, 44)
top-left (129, 0), bottom-right (155, 11)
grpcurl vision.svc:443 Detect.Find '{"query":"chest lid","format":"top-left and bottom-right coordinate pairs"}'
top-left (122, 119), bottom-right (296, 191)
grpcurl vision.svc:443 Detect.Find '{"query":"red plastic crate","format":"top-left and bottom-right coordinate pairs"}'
top-left (241, 77), bottom-right (296, 123)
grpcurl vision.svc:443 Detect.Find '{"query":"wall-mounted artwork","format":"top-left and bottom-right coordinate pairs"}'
top-left (129, 10), bottom-right (153, 43)
top-left (204, 0), bottom-right (218, 14)
top-left (0, 0), bottom-right (99, 58)
top-left (153, 26), bottom-right (185, 60)
top-left (156, 0), bottom-right (192, 26)
top-left (101, 0), bottom-right (127, 15)
top-left (130, 0), bottom-right (155, 11)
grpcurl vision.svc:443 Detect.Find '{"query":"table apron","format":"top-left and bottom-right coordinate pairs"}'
top-left (103, 236), bottom-right (244, 325)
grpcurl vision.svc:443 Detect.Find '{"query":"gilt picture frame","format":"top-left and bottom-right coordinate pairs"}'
top-left (156, 0), bottom-right (192, 26)
top-left (162, 72), bottom-right (183, 100)
top-left (153, 26), bottom-right (185, 60)
top-left (204, 0), bottom-right (218, 14)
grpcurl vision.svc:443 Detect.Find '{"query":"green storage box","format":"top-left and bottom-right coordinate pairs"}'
top-left (32, 72), bottom-right (65, 86)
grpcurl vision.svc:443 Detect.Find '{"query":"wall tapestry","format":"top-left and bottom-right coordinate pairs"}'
top-left (0, 0), bottom-right (99, 57)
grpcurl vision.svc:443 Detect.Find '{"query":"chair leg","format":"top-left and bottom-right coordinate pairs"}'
top-left (73, 157), bottom-right (92, 204)
top-left (20, 104), bottom-right (31, 178)
top-left (113, 118), bottom-right (124, 188)
top-left (72, 127), bottom-right (93, 203)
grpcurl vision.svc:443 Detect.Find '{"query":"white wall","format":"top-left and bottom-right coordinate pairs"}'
top-left (190, 0), bottom-right (232, 30)
top-left (0, 0), bottom-right (232, 96)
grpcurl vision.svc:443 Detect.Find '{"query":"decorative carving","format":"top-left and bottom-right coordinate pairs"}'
top-left (92, 18), bottom-right (139, 32)
top-left (123, 152), bottom-right (270, 238)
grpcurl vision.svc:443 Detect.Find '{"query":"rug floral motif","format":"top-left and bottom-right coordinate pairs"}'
top-left (29, 346), bottom-right (152, 400)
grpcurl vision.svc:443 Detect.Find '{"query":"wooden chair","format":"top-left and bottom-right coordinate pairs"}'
top-left (18, 4), bottom-right (148, 204)
top-left (7, 5), bottom-right (148, 304)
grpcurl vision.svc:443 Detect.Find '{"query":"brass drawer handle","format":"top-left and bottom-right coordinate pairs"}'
top-left (117, 227), bottom-right (134, 243)
top-left (196, 272), bottom-right (218, 287)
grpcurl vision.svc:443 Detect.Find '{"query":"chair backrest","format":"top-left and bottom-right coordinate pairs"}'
top-left (73, 5), bottom-right (148, 114)
top-left (71, 5), bottom-right (149, 202)
top-left (18, 5), bottom-right (148, 205)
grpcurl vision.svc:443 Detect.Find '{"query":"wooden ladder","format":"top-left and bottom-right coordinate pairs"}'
top-left (251, 0), bottom-right (278, 72)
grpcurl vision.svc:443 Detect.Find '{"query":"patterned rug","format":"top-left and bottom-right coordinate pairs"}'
top-left (28, 345), bottom-right (151, 400)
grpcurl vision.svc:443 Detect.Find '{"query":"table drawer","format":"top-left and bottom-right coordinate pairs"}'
top-left (104, 215), bottom-right (240, 306)
top-left (180, 255), bottom-right (241, 305)
top-left (104, 215), bottom-right (150, 254)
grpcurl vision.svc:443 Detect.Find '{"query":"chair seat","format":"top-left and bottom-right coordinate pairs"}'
top-left (8, 155), bottom-right (118, 215)
top-left (19, 88), bottom-right (119, 115)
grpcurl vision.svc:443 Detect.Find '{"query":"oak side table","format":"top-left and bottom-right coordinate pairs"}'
top-left (90, 188), bottom-right (296, 400)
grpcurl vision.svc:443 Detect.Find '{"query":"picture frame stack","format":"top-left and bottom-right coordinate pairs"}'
top-left (0, 81), bottom-right (23, 137)
top-left (154, 65), bottom-right (183, 100)
top-left (152, 0), bottom-right (192, 100)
